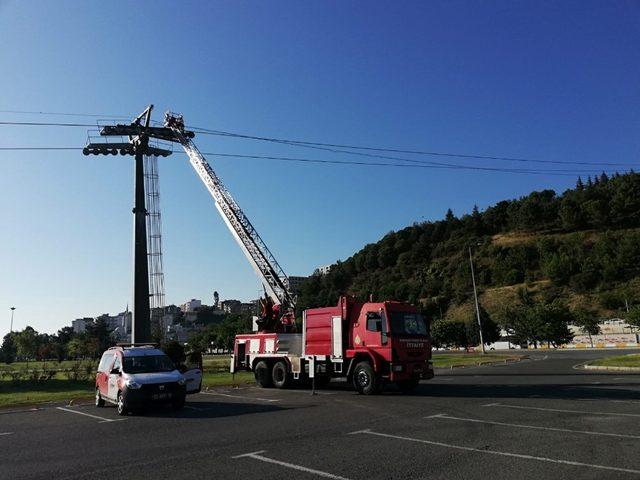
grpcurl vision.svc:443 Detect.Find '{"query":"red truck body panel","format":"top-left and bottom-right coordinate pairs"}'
top-left (304, 305), bottom-right (341, 356)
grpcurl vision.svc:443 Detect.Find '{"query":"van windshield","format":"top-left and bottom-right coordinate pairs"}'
top-left (389, 312), bottom-right (428, 336)
top-left (123, 355), bottom-right (175, 374)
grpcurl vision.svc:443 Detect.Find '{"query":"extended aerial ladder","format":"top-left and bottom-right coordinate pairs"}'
top-left (164, 112), bottom-right (297, 332)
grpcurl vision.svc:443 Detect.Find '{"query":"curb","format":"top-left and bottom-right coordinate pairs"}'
top-left (583, 365), bottom-right (640, 373)
top-left (434, 356), bottom-right (525, 371)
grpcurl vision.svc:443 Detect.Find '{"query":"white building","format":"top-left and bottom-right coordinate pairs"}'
top-left (72, 317), bottom-right (93, 334)
top-left (288, 276), bottom-right (308, 295)
top-left (314, 265), bottom-right (333, 276)
top-left (181, 299), bottom-right (202, 312)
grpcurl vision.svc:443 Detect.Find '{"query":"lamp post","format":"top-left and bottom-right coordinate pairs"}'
top-left (468, 246), bottom-right (486, 354)
top-left (9, 307), bottom-right (15, 332)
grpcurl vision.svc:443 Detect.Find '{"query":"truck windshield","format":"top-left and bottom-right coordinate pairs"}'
top-left (389, 312), bottom-right (428, 336)
top-left (123, 355), bottom-right (175, 374)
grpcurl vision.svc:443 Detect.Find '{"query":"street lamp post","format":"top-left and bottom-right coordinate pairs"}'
top-left (9, 307), bottom-right (15, 332)
top-left (468, 246), bottom-right (486, 354)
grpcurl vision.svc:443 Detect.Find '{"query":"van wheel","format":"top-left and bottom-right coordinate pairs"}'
top-left (116, 391), bottom-right (128, 416)
top-left (254, 360), bottom-right (273, 388)
top-left (272, 361), bottom-right (290, 389)
top-left (95, 388), bottom-right (105, 408)
top-left (352, 361), bottom-right (379, 395)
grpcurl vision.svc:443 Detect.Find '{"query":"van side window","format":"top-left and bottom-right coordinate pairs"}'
top-left (366, 313), bottom-right (382, 332)
top-left (98, 353), bottom-right (113, 373)
top-left (113, 355), bottom-right (122, 371)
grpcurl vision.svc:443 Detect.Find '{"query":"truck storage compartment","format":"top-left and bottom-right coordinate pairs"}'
top-left (304, 306), bottom-right (342, 356)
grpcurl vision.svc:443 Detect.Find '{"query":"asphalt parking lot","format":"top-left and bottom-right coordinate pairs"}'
top-left (3, 349), bottom-right (640, 480)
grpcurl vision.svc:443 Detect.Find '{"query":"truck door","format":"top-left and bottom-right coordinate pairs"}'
top-left (364, 311), bottom-right (388, 348)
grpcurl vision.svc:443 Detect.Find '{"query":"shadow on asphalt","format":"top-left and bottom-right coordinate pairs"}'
top-left (273, 379), bottom-right (640, 401)
top-left (119, 400), bottom-right (295, 419)
top-left (405, 383), bottom-right (640, 401)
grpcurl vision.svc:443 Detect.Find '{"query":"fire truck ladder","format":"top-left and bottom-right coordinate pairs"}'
top-left (167, 120), bottom-right (296, 313)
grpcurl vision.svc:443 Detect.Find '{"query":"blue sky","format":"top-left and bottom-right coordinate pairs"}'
top-left (1, 1), bottom-right (638, 334)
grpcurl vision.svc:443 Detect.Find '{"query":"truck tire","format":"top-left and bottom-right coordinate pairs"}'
top-left (254, 360), bottom-right (273, 388)
top-left (272, 360), bottom-right (290, 389)
top-left (352, 361), bottom-right (379, 395)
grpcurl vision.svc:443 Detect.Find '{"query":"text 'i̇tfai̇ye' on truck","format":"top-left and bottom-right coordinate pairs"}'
top-left (165, 112), bottom-right (434, 394)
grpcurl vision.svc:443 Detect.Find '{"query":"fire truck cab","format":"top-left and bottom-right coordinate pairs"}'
top-left (232, 296), bottom-right (433, 394)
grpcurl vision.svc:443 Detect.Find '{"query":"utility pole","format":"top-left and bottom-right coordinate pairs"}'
top-left (83, 105), bottom-right (174, 344)
top-left (468, 246), bottom-right (485, 354)
top-left (9, 307), bottom-right (15, 332)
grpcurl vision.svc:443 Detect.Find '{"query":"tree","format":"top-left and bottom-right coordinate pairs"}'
top-left (85, 317), bottom-right (114, 354)
top-left (0, 333), bottom-right (17, 364)
top-left (161, 340), bottom-right (186, 366)
top-left (14, 327), bottom-right (39, 365)
top-left (627, 306), bottom-right (640, 330)
top-left (573, 308), bottom-right (600, 348)
top-left (430, 319), bottom-right (467, 349)
top-left (466, 305), bottom-right (501, 348)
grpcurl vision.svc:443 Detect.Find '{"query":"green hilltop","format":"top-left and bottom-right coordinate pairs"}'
top-left (298, 171), bottom-right (640, 345)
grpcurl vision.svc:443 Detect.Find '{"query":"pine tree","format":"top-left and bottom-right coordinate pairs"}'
top-left (576, 177), bottom-right (584, 190)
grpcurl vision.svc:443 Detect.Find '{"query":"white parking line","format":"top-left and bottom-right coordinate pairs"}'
top-left (482, 402), bottom-right (640, 418)
top-left (56, 407), bottom-right (126, 423)
top-left (426, 413), bottom-right (640, 439)
top-left (233, 450), bottom-right (351, 479)
top-left (199, 391), bottom-right (280, 402)
top-left (349, 429), bottom-right (640, 475)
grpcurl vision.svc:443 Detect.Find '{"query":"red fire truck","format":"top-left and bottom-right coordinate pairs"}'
top-left (231, 296), bottom-right (433, 394)
top-left (165, 113), bottom-right (433, 394)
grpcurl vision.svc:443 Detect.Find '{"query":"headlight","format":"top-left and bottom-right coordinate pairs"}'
top-left (125, 379), bottom-right (141, 389)
top-left (393, 365), bottom-right (403, 372)
top-left (178, 377), bottom-right (186, 386)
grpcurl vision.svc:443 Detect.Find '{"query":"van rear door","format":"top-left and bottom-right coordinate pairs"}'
top-left (182, 353), bottom-right (203, 394)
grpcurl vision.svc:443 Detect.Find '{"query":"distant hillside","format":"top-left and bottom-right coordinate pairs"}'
top-left (298, 172), bottom-right (640, 323)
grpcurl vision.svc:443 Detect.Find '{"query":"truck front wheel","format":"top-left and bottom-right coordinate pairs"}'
top-left (254, 360), bottom-right (273, 388)
top-left (352, 361), bottom-right (379, 395)
top-left (272, 360), bottom-right (290, 389)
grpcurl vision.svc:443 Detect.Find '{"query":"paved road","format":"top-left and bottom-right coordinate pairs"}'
top-left (3, 349), bottom-right (640, 480)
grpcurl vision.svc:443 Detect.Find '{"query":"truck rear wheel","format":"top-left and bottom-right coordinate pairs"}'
top-left (254, 360), bottom-right (273, 388)
top-left (352, 361), bottom-right (379, 395)
top-left (272, 360), bottom-right (290, 389)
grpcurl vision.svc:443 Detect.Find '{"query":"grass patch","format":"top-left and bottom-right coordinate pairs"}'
top-left (589, 354), bottom-right (640, 368)
top-left (432, 353), bottom-right (521, 368)
top-left (0, 360), bottom-right (97, 372)
top-left (0, 380), bottom-right (93, 408)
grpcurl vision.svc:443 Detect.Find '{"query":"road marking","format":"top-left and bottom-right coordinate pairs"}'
top-left (233, 450), bottom-right (351, 479)
top-left (0, 432), bottom-right (14, 436)
top-left (482, 402), bottom-right (640, 418)
top-left (56, 407), bottom-right (126, 423)
top-left (199, 391), bottom-right (280, 402)
top-left (349, 429), bottom-right (640, 475)
top-left (426, 413), bottom-right (640, 439)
